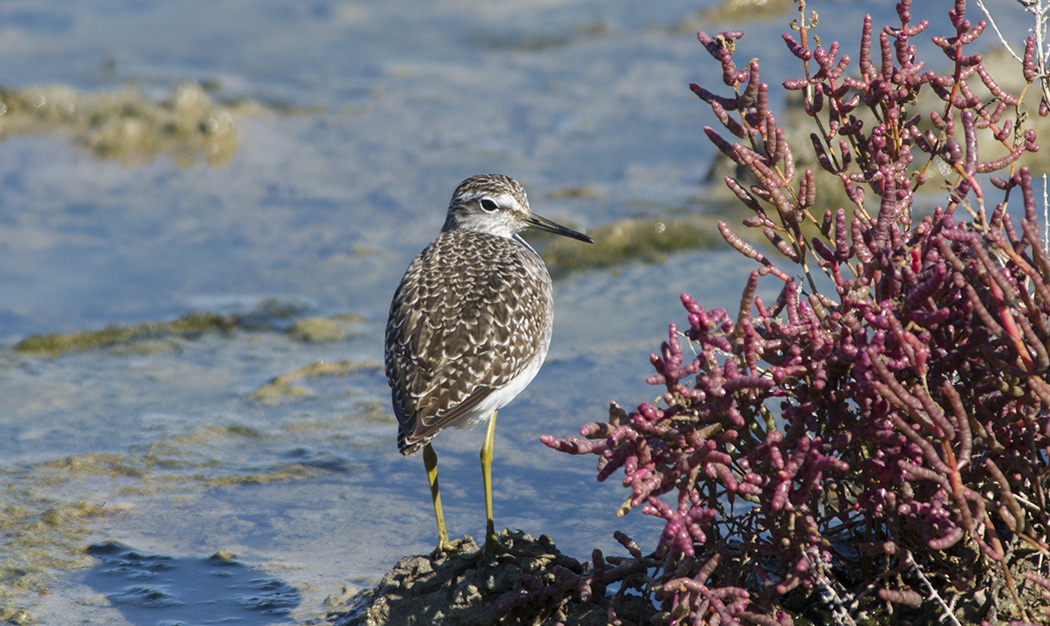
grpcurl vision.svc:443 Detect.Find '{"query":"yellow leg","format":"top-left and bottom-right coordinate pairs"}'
top-left (481, 410), bottom-right (499, 551)
top-left (423, 443), bottom-right (452, 552)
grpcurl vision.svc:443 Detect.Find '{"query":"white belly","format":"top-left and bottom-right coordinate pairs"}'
top-left (452, 352), bottom-right (546, 430)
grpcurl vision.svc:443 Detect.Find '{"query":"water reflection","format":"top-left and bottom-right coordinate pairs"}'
top-left (85, 541), bottom-right (299, 625)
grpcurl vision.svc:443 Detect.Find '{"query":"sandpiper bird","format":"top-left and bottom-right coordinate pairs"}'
top-left (384, 174), bottom-right (593, 553)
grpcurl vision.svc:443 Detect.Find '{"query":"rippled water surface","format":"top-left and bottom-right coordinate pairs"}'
top-left (2, 0), bottom-right (1034, 623)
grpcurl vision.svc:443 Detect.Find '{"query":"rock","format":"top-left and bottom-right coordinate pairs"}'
top-left (319, 530), bottom-right (618, 626)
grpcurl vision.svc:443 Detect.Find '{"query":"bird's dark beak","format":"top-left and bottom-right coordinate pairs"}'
top-left (524, 213), bottom-right (594, 244)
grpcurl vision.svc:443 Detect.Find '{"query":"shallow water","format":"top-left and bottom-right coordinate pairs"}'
top-left (0, 0), bottom-right (1035, 623)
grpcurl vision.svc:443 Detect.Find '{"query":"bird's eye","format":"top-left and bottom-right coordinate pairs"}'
top-left (479, 198), bottom-right (499, 212)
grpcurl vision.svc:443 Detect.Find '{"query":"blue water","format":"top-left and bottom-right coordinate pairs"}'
top-left (3, 0), bottom-right (1033, 623)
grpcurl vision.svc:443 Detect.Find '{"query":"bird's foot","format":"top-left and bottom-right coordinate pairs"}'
top-left (427, 531), bottom-right (531, 562)
top-left (429, 536), bottom-right (475, 560)
top-left (459, 528), bottom-right (530, 560)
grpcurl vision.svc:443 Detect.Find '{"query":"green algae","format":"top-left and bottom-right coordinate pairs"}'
top-left (282, 402), bottom-right (395, 436)
top-left (12, 300), bottom-right (343, 357)
top-left (13, 312), bottom-right (238, 357)
top-left (0, 474), bottom-right (108, 622)
top-left (469, 21), bottom-right (610, 53)
top-left (0, 83), bottom-right (253, 166)
top-left (247, 359), bottom-right (384, 405)
top-left (542, 214), bottom-right (723, 278)
top-left (202, 467), bottom-right (314, 486)
top-left (331, 313), bottom-right (367, 324)
top-left (288, 317), bottom-right (351, 343)
top-left (545, 186), bottom-right (604, 199)
top-left (678, 0), bottom-right (795, 30)
top-left (38, 453), bottom-right (149, 482)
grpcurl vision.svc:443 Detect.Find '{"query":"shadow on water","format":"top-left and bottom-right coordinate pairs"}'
top-left (84, 542), bottom-right (300, 625)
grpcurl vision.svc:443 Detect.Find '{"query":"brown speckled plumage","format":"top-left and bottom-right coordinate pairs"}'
top-left (385, 174), bottom-right (590, 455)
top-left (384, 174), bottom-right (592, 551)
top-left (386, 226), bottom-right (554, 454)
